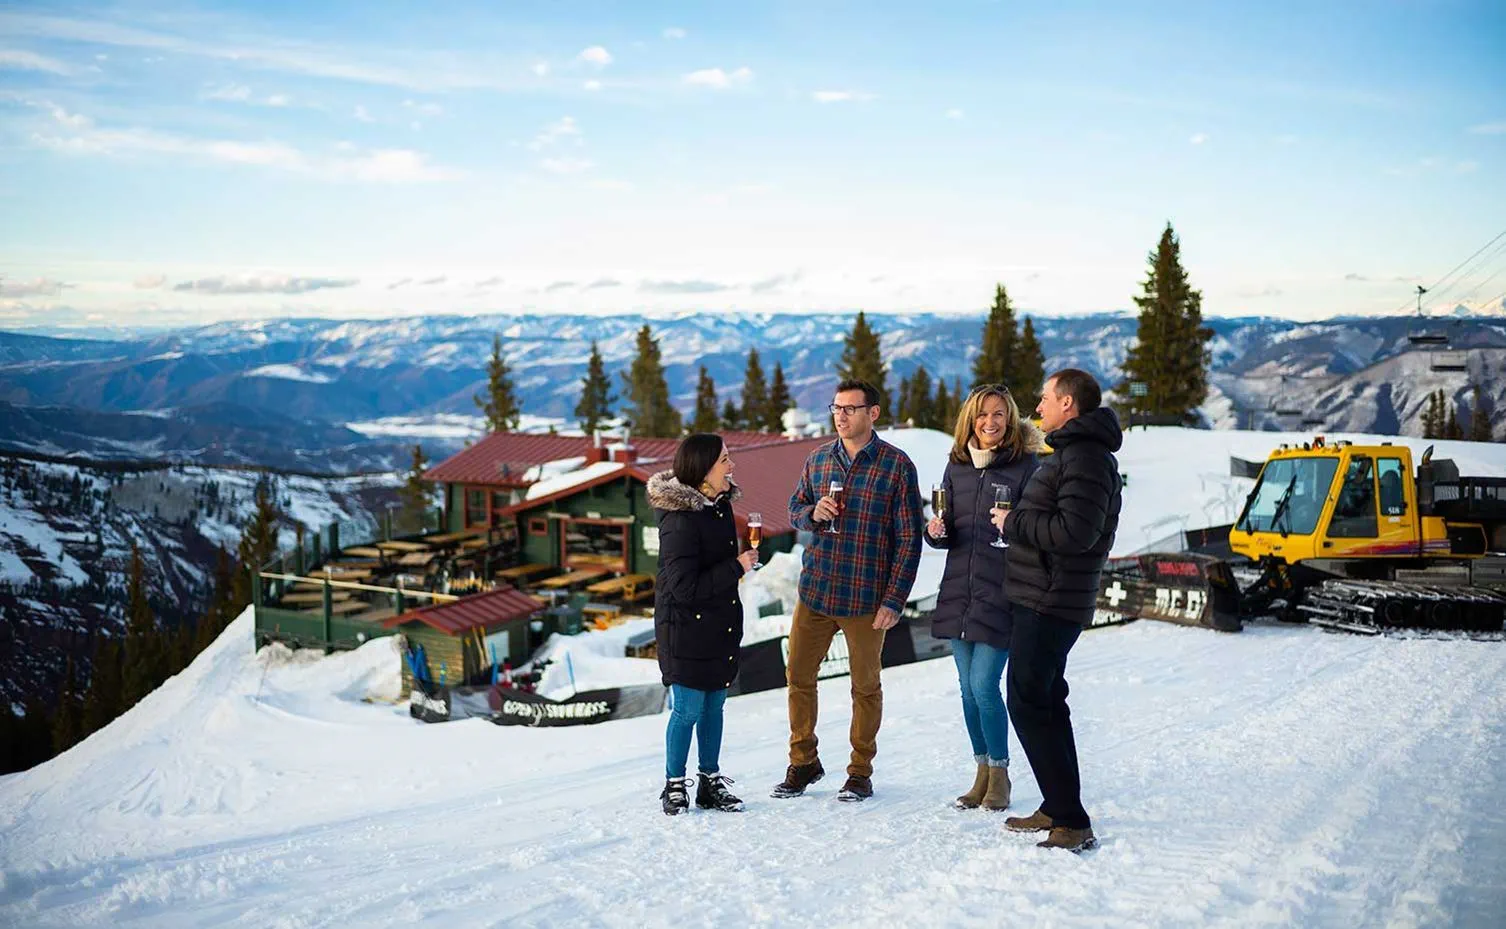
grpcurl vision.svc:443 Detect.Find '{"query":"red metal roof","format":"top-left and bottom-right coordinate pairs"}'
top-left (423, 431), bottom-right (785, 487)
top-left (721, 435), bottom-right (834, 536)
top-left (381, 585), bottom-right (542, 635)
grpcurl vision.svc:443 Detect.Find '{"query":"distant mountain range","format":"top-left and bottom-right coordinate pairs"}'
top-left (2, 312), bottom-right (1504, 471)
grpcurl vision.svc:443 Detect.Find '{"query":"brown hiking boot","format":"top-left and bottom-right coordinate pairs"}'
top-left (771, 760), bottom-right (825, 798)
top-left (836, 774), bottom-right (873, 802)
top-left (955, 763), bottom-right (989, 809)
top-left (1037, 826), bottom-right (1097, 853)
top-left (1004, 808), bottom-right (1054, 832)
top-left (982, 766), bottom-right (1011, 811)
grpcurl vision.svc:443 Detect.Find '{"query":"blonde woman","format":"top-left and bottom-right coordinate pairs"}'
top-left (924, 384), bottom-right (1045, 810)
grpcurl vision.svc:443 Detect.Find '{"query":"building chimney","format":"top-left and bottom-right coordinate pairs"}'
top-left (584, 430), bottom-right (608, 465)
top-left (609, 430), bottom-right (638, 464)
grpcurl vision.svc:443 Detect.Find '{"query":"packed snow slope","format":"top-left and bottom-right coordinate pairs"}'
top-left (2, 608), bottom-right (1504, 928)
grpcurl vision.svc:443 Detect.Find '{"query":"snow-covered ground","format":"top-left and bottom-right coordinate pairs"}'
top-left (3, 425), bottom-right (1506, 927)
top-left (2, 611), bottom-right (1504, 928)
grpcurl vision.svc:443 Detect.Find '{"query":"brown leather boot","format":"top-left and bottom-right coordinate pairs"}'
top-left (1037, 826), bottom-right (1097, 852)
top-left (954, 763), bottom-right (989, 809)
top-left (982, 765), bottom-right (1011, 811)
top-left (1004, 808), bottom-right (1054, 832)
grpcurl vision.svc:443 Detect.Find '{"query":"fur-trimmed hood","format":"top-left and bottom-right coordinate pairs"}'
top-left (647, 470), bottom-right (743, 512)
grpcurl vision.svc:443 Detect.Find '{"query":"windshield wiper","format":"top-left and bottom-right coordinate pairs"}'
top-left (1268, 472), bottom-right (1298, 537)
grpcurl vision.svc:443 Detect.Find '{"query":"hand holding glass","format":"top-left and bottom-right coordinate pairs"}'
top-left (747, 512), bottom-right (763, 570)
top-left (825, 480), bottom-right (844, 535)
top-left (930, 483), bottom-right (947, 538)
top-left (990, 485), bottom-right (1012, 549)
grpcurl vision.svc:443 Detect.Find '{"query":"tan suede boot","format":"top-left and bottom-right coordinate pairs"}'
top-left (954, 763), bottom-right (989, 809)
top-left (982, 765), bottom-right (1011, 811)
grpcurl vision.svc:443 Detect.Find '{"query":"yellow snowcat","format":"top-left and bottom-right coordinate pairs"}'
top-left (1098, 438), bottom-right (1506, 635)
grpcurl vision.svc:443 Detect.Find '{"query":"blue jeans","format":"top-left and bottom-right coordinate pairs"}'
top-left (665, 684), bottom-right (727, 779)
top-left (952, 639), bottom-right (1010, 766)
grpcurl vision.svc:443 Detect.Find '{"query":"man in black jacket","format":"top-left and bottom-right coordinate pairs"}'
top-left (989, 368), bottom-right (1122, 853)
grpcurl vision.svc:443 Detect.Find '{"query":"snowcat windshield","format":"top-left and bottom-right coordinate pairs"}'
top-left (1236, 456), bottom-right (1340, 535)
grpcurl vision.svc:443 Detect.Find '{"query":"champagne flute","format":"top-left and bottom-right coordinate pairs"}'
top-left (930, 483), bottom-right (947, 538)
top-left (825, 480), bottom-right (844, 535)
top-left (990, 484), bottom-right (1012, 549)
top-left (747, 512), bottom-right (763, 570)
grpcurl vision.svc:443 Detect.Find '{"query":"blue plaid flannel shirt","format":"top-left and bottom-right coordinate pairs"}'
top-left (788, 432), bottom-right (923, 617)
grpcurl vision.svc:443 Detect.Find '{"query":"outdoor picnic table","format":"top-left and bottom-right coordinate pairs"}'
top-left (342, 546), bottom-right (385, 558)
top-left (585, 573), bottom-right (655, 596)
top-left (582, 602), bottom-right (623, 625)
top-left (422, 529), bottom-right (485, 545)
top-left (322, 568), bottom-right (373, 581)
top-left (535, 567), bottom-right (609, 589)
top-left (280, 591), bottom-right (352, 605)
top-left (375, 540), bottom-right (430, 553)
top-left (301, 599), bottom-right (372, 616)
top-left (495, 562), bottom-right (553, 580)
top-left (396, 551), bottom-right (436, 567)
top-left (459, 537), bottom-right (491, 550)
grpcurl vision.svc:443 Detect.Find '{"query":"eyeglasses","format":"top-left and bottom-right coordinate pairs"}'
top-left (829, 403), bottom-right (874, 417)
top-left (969, 384), bottom-right (1011, 397)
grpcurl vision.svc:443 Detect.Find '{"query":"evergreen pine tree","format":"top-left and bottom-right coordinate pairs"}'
top-left (766, 363), bottom-right (794, 433)
top-left (837, 311), bottom-right (890, 423)
top-left (896, 373), bottom-right (913, 426)
top-left (1015, 315), bottom-right (1047, 410)
top-left (973, 284), bottom-right (1017, 388)
top-left (1420, 391), bottom-right (1438, 438)
top-left (474, 334), bottom-right (522, 434)
top-left (1469, 384), bottom-right (1494, 442)
top-left (398, 444), bottom-right (430, 534)
top-left (1118, 223), bottom-right (1213, 423)
top-left (620, 325), bottom-right (683, 438)
top-left (909, 366), bottom-right (936, 430)
top-left (741, 349), bottom-right (770, 432)
top-left (50, 656), bottom-right (82, 754)
top-left (691, 367), bottom-right (721, 433)
top-left (232, 480), bottom-right (281, 609)
top-left (121, 544), bottom-right (166, 709)
top-left (81, 635), bottom-right (122, 737)
top-left (721, 399), bottom-right (741, 431)
top-left (194, 547), bottom-right (236, 655)
top-left (575, 340), bottom-right (615, 436)
top-left (1446, 403), bottom-right (1462, 440)
top-left (934, 379), bottom-right (953, 431)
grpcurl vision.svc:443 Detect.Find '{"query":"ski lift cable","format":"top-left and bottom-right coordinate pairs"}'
top-left (1393, 226), bottom-right (1506, 315)
top-left (1420, 236), bottom-right (1506, 309)
top-left (1452, 261), bottom-right (1506, 308)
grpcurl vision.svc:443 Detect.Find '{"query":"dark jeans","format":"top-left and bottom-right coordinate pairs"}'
top-left (1006, 604), bottom-right (1090, 829)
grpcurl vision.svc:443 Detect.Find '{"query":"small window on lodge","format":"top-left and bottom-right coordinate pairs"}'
top-left (529, 517), bottom-right (548, 536)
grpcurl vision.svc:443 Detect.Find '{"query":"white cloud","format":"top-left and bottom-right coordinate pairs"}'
top-left (683, 67), bottom-right (753, 89)
top-left (48, 104), bottom-right (91, 129)
top-left (663, 28), bottom-right (687, 40)
top-left (403, 99), bottom-right (443, 117)
top-left (353, 104), bottom-right (374, 123)
top-left (541, 156), bottom-right (593, 174)
top-left (204, 83), bottom-right (253, 102)
top-left (531, 61), bottom-right (548, 77)
top-left (1466, 121), bottom-right (1506, 135)
top-left (173, 274), bottom-right (357, 295)
top-left (1190, 132), bottom-right (1208, 144)
top-left (133, 274), bottom-right (167, 289)
top-left (529, 116), bottom-right (580, 151)
top-left (31, 114), bottom-right (462, 182)
top-left (945, 108), bottom-right (964, 119)
top-left (0, 277), bottom-right (69, 298)
top-left (812, 90), bottom-right (873, 103)
top-left (0, 49), bottom-right (73, 75)
top-left (265, 94), bottom-right (289, 107)
top-left (577, 46), bottom-right (612, 67)
top-left (583, 79), bottom-right (602, 92)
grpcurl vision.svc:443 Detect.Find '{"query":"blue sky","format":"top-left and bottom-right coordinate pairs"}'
top-left (1, 0), bottom-right (1504, 330)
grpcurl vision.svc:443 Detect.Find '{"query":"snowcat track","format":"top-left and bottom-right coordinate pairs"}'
top-left (1295, 579), bottom-right (1506, 637)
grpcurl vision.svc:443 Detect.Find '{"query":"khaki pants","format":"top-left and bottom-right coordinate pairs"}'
top-left (786, 601), bottom-right (887, 778)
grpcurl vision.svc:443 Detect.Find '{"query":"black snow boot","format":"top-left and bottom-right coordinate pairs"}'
top-left (660, 777), bottom-right (693, 816)
top-left (696, 773), bottom-right (745, 812)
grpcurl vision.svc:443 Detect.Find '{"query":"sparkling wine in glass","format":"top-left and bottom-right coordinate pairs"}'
top-left (747, 512), bottom-right (763, 570)
top-left (825, 480), bottom-right (845, 535)
top-left (991, 484), bottom-right (1012, 549)
top-left (931, 483), bottom-right (947, 538)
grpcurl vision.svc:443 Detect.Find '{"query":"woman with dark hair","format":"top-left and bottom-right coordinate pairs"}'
top-left (647, 433), bottom-right (759, 815)
top-left (924, 384), bottom-right (1044, 811)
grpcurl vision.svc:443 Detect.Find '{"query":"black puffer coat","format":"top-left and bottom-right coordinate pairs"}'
top-left (924, 434), bottom-right (1042, 650)
top-left (649, 471), bottom-right (745, 691)
top-left (1004, 407), bottom-right (1123, 627)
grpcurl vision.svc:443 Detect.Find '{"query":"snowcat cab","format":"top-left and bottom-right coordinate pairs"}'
top-left (1227, 439), bottom-right (1506, 632)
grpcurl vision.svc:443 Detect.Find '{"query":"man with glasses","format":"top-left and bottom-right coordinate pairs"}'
top-left (775, 379), bottom-right (923, 802)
